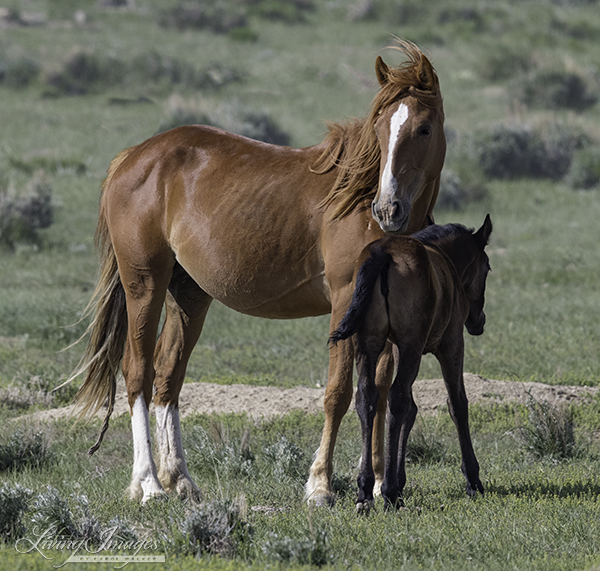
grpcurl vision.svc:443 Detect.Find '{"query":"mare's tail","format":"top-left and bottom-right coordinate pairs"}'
top-left (329, 245), bottom-right (391, 345)
top-left (70, 148), bottom-right (134, 455)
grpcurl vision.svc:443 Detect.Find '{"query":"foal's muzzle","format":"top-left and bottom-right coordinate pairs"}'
top-left (466, 312), bottom-right (486, 336)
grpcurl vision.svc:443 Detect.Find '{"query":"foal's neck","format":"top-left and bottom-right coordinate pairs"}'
top-left (432, 236), bottom-right (473, 279)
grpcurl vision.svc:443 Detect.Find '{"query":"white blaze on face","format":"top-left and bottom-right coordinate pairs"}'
top-left (380, 103), bottom-right (409, 204)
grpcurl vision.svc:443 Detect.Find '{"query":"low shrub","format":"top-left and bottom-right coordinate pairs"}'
top-left (0, 428), bottom-right (53, 472)
top-left (44, 51), bottom-right (126, 96)
top-left (158, 97), bottom-right (291, 145)
top-left (182, 498), bottom-right (248, 557)
top-left (567, 147), bottom-right (600, 190)
top-left (158, 1), bottom-right (247, 33)
top-left (263, 435), bottom-right (306, 479)
top-left (132, 52), bottom-right (243, 91)
top-left (261, 527), bottom-right (332, 567)
top-left (515, 68), bottom-right (598, 112)
top-left (247, 0), bottom-right (315, 23)
top-left (0, 484), bottom-right (32, 541)
top-left (437, 168), bottom-right (487, 210)
top-left (0, 56), bottom-right (40, 88)
top-left (235, 111), bottom-right (291, 145)
top-left (9, 155), bottom-right (87, 176)
top-left (475, 122), bottom-right (587, 180)
top-left (30, 487), bottom-right (80, 538)
top-left (187, 424), bottom-right (255, 479)
top-left (0, 171), bottom-right (53, 250)
top-left (517, 393), bottom-right (577, 460)
top-left (476, 46), bottom-right (533, 82)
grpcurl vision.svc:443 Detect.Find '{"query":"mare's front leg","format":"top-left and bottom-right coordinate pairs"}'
top-left (305, 316), bottom-right (354, 506)
top-left (436, 334), bottom-right (483, 496)
top-left (383, 348), bottom-right (420, 510)
top-left (153, 266), bottom-right (212, 499)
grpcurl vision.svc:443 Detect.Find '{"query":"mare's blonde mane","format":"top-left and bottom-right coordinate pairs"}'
top-left (312, 40), bottom-right (443, 220)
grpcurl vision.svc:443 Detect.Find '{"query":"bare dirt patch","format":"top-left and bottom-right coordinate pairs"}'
top-left (26, 374), bottom-right (599, 422)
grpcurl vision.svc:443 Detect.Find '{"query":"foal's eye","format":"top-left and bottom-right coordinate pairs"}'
top-left (419, 125), bottom-right (432, 136)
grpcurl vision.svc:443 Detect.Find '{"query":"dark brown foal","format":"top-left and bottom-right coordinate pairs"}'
top-left (331, 215), bottom-right (492, 511)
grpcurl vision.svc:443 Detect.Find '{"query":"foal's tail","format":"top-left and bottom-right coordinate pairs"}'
top-left (329, 245), bottom-right (391, 345)
top-left (69, 148), bottom-right (133, 456)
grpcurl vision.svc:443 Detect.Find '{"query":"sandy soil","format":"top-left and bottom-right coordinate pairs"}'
top-left (28, 374), bottom-right (599, 422)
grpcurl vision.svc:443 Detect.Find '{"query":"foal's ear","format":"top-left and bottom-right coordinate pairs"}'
top-left (426, 214), bottom-right (435, 227)
top-left (417, 53), bottom-right (437, 90)
top-left (375, 55), bottom-right (391, 87)
top-left (475, 214), bottom-right (493, 246)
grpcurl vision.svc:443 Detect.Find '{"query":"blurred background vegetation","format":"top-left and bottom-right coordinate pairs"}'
top-left (1, 0), bottom-right (600, 408)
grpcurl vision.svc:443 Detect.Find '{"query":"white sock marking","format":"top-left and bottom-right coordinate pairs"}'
top-left (130, 394), bottom-right (163, 501)
top-left (155, 403), bottom-right (193, 487)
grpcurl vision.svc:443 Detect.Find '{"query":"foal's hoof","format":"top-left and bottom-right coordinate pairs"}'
top-left (466, 480), bottom-right (484, 498)
top-left (356, 500), bottom-right (374, 516)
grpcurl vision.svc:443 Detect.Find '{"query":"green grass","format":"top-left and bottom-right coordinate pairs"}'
top-left (1, 407), bottom-right (600, 570)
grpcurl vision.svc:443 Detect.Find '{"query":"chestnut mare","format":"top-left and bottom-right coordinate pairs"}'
top-left (73, 41), bottom-right (446, 504)
top-left (330, 216), bottom-right (492, 512)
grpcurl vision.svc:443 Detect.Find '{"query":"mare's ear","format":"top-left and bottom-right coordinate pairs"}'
top-left (417, 54), bottom-right (437, 90)
top-left (426, 214), bottom-right (435, 227)
top-left (475, 214), bottom-right (493, 246)
top-left (375, 56), bottom-right (391, 87)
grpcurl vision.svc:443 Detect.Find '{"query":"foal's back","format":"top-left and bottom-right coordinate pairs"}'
top-left (363, 235), bottom-right (464, 355)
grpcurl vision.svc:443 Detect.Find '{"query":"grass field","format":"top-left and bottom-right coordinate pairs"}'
top-left (1, 0), bottom-right (600, 568)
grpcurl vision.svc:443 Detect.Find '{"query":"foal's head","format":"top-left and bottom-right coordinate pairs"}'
top-left (462, 215), bottom-right (492, 336)
top-left (414, 215), bottom-right (493, 336)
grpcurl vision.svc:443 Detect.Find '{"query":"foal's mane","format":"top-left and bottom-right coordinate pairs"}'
top-left (411, 223), bottom-right (473, 247)
top-left (312, 40), bottom-right (443, 220)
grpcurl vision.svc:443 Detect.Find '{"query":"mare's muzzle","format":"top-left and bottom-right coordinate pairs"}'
top-left (371, 199), bottom-right (409, 233)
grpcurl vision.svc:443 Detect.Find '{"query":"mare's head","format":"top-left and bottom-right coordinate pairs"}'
top-left (313, 41), bottom-right (445, 230)
top-left (371, 44), bottom-right (446, 233)
top-left (414, 215), bottom-right (493, 336)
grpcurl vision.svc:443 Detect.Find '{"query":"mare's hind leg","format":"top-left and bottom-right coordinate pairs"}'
top-left (436, 334), bottom-right (483, 496)
top-left (120, 253), bottom-right (174, 503)
top-left (153, 263), bottom-right (212, 499)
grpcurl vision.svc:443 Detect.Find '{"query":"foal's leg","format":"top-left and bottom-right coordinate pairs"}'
top-left (355, 345), bottom-right (385, 514)
top-left (120, 254), bottom-right (174, 503)
top-left (153, 264), bottom-right (212, 499)
top-left (371, 342), bottom-right (395, 496)
top-left (382, 349), bottom-right (420, 510)
top-left (437, 336), bottom-right (484, 496)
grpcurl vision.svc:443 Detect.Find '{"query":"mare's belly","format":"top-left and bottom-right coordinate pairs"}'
top-left (177, 249), bottom-right (332, 319)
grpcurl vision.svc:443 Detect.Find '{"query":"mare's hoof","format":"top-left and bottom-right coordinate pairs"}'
top-left (356, 500), bottom-right (374, 516)
top-left (175, 477), bottom-right (202, 502)
top-left (128, 480), bottom-right (167, 504)
top-left (307, 492), bottom-right (335, 507)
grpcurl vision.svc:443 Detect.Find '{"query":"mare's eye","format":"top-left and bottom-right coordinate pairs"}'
top-left (419, 125), bottom-right (432, 136)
